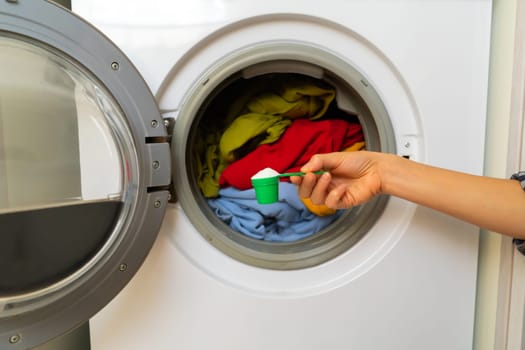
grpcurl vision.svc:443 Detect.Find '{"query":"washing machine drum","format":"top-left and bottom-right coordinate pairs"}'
top-left (0, 1), bottom-right (170, 349)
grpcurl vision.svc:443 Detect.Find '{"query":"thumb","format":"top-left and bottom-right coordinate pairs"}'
top-left (301, 153), bottom-right (341, 173)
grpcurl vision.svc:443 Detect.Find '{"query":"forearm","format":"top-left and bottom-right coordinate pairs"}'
top-left (379, 154), bottom-right (525, 238)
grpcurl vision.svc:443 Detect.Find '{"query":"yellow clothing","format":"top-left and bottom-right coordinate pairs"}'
top-left (219, 114), bottom-right (292, 163)
top-left (342, 141), bottom-right (366, 153)
top-left (246, 82), bottom-right (335, 120)
top-left (301, 198), bottom-right (339, 216)
top-left (197, 75), bottom-right (337, 198)
top-left (195, 130), bottom-right (225, 198)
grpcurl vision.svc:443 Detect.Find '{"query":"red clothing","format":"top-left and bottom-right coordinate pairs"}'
top-left (219, 118), bottom-right (363, 190)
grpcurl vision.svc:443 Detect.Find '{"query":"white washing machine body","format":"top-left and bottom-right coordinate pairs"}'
top-left (0, 1), bottom-right (491, 349)
top-left (72, 1), bottom-right (492, 350)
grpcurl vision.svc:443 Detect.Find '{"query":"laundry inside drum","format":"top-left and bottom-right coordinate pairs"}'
top-left (191, 73), bottom-right (368, 243)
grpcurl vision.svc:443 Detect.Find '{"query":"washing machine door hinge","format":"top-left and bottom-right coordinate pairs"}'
top-left (163, 116), bottom-right (175, 143)
top-left (162, 116), bottom-right (177, 203)
top-left (143, 116), bottom-right (175, 202)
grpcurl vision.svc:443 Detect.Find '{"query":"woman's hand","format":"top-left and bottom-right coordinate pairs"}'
top-left (292, 150), bottom-right (525, 239)
top-left (290, 151), bottom-right (384, 209)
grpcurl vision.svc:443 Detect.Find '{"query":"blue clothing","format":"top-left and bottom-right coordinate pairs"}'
top-left (207, 182), bottom-right (343, 242)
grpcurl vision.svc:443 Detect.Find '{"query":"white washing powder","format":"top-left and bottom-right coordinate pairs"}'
top-left (251, 167), bottom-right (280, 179)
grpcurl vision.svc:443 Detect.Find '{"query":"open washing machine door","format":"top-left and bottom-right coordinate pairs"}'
top-left (0, 1), bottom-right (171, 348)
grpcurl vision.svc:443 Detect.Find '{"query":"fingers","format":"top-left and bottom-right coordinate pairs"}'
top-left (295, 172), bottom-right (332, 204)
top-left (309, 172), bottom-right (332, 204)
top-left (294, 152), bottom-right (354, 209)
top-left (295, 173), bottom-right (350, 209)
top-left (300, 153), bottom-right (341, 173)
top-left (293, 152), bottom-right (380, 209)
top-left (325, 184), bottom-right (348, 209)
top-left (289, 175), bottom-right (302, 186)
top-left (300, 154), bottom-right (327, 173)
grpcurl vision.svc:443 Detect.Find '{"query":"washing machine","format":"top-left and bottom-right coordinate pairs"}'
top-left (0, 0), bottom-right (492, 349)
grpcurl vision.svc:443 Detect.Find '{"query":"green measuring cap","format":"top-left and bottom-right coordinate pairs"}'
top-left (251, 169), bottom-right (327, 204)
top-left (251, 175), bottom-right (279, 204)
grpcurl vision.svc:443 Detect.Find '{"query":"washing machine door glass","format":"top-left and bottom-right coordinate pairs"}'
top-left (0, 34), bottom-right (126, 295)
top-left (0, 2), bottom-right (170, 349)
